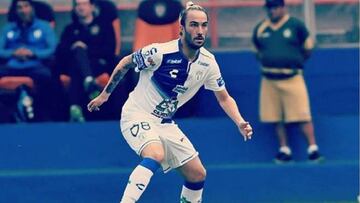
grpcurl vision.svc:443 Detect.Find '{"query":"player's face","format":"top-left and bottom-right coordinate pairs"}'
top-left (183, 10), bottom-right (208, 50)
top-left (266, 6), bottom-right (286, 22)
top-left (16, 1), bottom-right (34, 23)
top-left (74, 0), bottom-right (94, 19)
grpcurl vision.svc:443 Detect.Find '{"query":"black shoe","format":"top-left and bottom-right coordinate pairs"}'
top-left (308, 150), bottom-right (324, 163)
top-left (274, 152), bottom-right (293, 164)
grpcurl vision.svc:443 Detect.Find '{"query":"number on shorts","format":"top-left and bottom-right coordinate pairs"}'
top-left (130, 122), bottom-right (151, 137)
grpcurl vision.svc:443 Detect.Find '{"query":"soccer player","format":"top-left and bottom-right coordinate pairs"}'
top-left (88, 2), bottom-right (253, 202)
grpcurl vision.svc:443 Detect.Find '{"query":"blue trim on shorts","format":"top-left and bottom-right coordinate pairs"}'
top-left (161, 118), bottom-right (173, 124)
top-left (140, 157), bottom-right (161, 173)
top-left (184, 180), bottom-right (205, 190)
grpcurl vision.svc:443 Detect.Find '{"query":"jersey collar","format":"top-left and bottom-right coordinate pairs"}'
top-left (178, 39), bottom-right (200, 63)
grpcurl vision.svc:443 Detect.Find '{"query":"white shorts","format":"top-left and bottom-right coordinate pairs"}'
top-left (120, 113), bottom-right (198, 173)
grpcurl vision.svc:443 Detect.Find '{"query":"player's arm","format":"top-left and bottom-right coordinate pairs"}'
top-left (214, 89), bottom-right (253, 141)
top-left (297, 19), bottom-right (314, 60)
top-left (87, 54), bottom-right (136, 112)
top-left (303, 36), bottom-right (314, 60)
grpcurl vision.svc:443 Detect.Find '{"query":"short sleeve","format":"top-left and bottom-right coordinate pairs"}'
top-left (296, 19), bottom-right (310, 45)
top-left (252, 22), bottom-right (261, 49)
top-left (132, 43), bottom-right (163, 72)
top-left (204, 61), bottom-right (226, 91)
top-left (97, 0), bottom-right (118, 22)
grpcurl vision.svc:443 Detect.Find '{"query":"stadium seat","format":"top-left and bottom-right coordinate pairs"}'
top-left (60, 73), bottom-right (110, 89)
top-left (133, 0), bottom-right (183, 51)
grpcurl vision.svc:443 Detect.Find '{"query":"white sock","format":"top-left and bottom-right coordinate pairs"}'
top-left (307, 144), bottom-right (319, 154)
top-left (279, 146), bottom-right (292, 155)
top-left (120, 158), bottom-right (160, 203)
top-left (180, 181), bottom-right (204, 203)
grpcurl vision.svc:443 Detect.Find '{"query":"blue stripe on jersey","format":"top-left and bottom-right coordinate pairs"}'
top-left (151, 52), bottom-right (189, 99)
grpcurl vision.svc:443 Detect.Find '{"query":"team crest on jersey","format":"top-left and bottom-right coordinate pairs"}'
top-left (33, 29), bottom-right (42, 39)
top-left (216, 77), bottom-right (225, 87)
top-left (7, 31), bottom-right (15, 39)
top-left (90, 25), bottom-right (100, 35)
top-left (195, 71), bottom-right (204, 80)
top-left (283, 29), bottom-right (292, 38)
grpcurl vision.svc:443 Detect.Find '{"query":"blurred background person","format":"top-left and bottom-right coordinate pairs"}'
top-left (55, 0), bottom-right (117, 122)
top-left (252, 0), bottom-right (323, 163)
top-left (72, 0), bottom-right (121, 56)
top-left (0, 0), bottom-right (57, 122)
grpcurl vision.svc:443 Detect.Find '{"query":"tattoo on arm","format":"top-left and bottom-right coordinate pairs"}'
top-left (105, 62), bottom-right (136, 94)
top-left (105, 70), bottom-right (122, 94)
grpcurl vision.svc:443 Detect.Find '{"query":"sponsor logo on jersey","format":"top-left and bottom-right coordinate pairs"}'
top-left (147, 57), bottom-right (156, 67)
top-left (144, 47), bottom-right (157, 56)
top-left (217, 77), bottom-right (225, 87)
top-left (173, 85), bottom-right (188, 94)
top-left (151, 99), bottom-right (178, 119)
top-left (169, 69), bottom-right (179, 78)
top-left (197, 61), bottom-right (209, 67)
top-left (166, 59), bottom-right (182, 64)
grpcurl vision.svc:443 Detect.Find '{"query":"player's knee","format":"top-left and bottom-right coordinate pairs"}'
top-left (189, 168), bottom-right (207, 182)
top-left (141, 143), bottom-right (165, 163)
top-left (197, 168), bottom-right (207, 181)
top-left (143, 150), bottom-right (164, 163)
top-left (149, 151), bottom-right (164, 163)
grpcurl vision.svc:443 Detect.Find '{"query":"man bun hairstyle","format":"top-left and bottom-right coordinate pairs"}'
top-left (179, 1), bottom-right (209, 26)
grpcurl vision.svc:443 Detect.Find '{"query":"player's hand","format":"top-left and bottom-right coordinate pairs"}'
top-left (238, 121), bottom-right (253, 141)
top-left (87, 93), bottom-right (109, 112)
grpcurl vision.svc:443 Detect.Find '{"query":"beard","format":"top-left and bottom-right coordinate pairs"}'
top-left (184, 31), bottom-right (204, 50)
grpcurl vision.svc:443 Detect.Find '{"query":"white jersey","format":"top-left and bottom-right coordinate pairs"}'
top-left (122, 39), bottom-right (225, 123)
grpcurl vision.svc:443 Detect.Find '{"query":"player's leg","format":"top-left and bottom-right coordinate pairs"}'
top-left (177, 157), bottom-right (206, 203)
top-left (159, 123), bottom-right (204, 202)
top-left (120, 143), bottom-right (164, 203)
top-left (120, 119), bottom-right (164, 203)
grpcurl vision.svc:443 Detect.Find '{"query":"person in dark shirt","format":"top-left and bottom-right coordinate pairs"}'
top-left (252, 0), bottom-right (323, 163)
top-left (71, 0), bottom-right (121, 56)
top-left (56, 0), bottom-right (116, 122)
